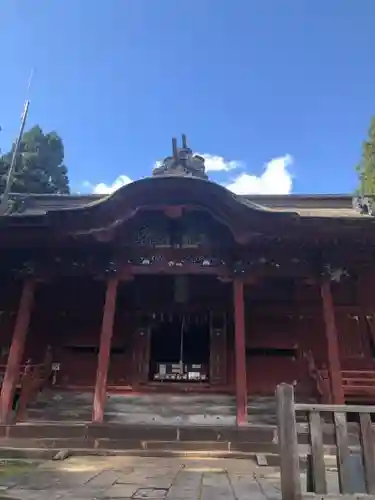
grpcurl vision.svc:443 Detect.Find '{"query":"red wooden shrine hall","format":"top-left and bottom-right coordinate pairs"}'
top-left (0, 136), bottom-right (375, 425)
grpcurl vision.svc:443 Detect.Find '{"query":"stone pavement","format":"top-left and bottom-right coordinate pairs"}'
top-left (0, 455), bottom-right (283, 500)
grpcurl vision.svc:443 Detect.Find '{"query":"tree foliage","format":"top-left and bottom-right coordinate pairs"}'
top-left (356, 117), bottom-right (375, 195)
top-left (0, 125), bottom-right (70, 195)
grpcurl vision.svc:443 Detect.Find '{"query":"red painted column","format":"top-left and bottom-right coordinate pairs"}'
top-left (92, 277), bottom-right (119, 423)
top-left (233, 279), bottom-right (248, 426)
top-left (320, 280), bottom-right (344, 404)
top-left (0, 280), bottom-right (35, 423)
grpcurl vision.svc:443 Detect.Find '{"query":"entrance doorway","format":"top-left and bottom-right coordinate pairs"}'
top-left (149, 313), bottom-right (210, 382)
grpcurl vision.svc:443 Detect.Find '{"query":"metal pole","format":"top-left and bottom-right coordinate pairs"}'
top-left (0, 70), bottom-right (33, 215)
top-left (0, 101), bottom-right (30, 214)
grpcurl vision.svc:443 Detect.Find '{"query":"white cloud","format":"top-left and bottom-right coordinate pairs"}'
top-left (91, 175), bottom-right (133, 194)
top-left (225, 155), bottom-right (293, 195)
top-left (86, 154), bottom-right (293, 196)
top-left (198, 154), bottom-right (242, 172)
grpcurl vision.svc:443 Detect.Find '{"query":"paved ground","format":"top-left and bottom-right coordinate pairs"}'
top-left (0, 455), bottom-right (283, 500)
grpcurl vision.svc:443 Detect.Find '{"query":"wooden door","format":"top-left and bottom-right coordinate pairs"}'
top-left (209, 312), bottom-right (227, 385)
top-left (132, 327), bottom-right (150, 383)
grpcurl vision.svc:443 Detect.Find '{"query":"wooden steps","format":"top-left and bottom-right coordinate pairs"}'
top-left (342, 370), bottom-right (375, 402)
top-left (317, 369), bottom-right (375, 404)
top-left (305, 352), bottom-right (375, 404)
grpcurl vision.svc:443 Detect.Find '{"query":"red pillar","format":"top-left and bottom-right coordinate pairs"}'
top-left (92, 277), bottom-right (118, 423)
top-left (0, 280), bottom-right (35, 423)
top-left (233, 279), bottom-right (248, 426)
top-left (320, 280), bottom-right (344, 404)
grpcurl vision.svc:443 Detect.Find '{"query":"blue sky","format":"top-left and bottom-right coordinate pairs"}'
top-left (0, 1), bottom-right (373, 195)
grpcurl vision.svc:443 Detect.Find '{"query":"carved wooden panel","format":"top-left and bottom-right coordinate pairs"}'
top-left (120, 210), bottom-right (234, 249)
top-left (179, 211), bottom-right (233, 248)
top-left (134, 223), bottom-right (171, 247)
top-left (180, 230), bottom-right (207, 248)
top-left (122, 213), bottom-right (171, 247)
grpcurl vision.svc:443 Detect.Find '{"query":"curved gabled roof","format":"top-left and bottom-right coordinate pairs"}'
top-left (3, 182), bottom-right (366, 219)
top-left (41, 176), bottom-right (301, 238)
top-left (58, 175), bottom-right (283, 213)
top-left (2, 177), bottom-right (374, 244)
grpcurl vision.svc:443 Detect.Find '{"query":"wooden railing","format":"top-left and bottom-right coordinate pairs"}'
top-left (15, 358), bottom-right (52, 421)
top-left (276, 383), bottom-right (375, 500)
top-left (304, 351), bottom-right (331, 403)
top-left (0, 362), bottom-right (34, 391)
top-left (0, 347), bottom-right (53, 421)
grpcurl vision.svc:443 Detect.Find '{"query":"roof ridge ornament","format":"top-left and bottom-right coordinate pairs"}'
top-left (152, 134), bottom-right (208, 179)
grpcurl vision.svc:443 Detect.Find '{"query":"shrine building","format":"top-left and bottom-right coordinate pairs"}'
top-left (1, 135), bottom-right (375, 427)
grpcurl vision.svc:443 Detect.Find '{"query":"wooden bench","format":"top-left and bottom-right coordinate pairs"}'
top-left (276, 383), bottom-right (375, 499)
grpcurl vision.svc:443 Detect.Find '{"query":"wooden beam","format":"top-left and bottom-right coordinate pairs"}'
top-left (233, 279), bottom-right (248, 425)
top-left (320, 280), bottom-right (344, 404)
top-left (0, 280), bottom-right (35, 423)
top-left (92, 277), bottom-right (119, 423)
top-left (124, 265), bottom-right (229, 276)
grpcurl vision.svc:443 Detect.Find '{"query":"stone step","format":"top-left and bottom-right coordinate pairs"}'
top-left (2, 422), bottom-right (276, 442)
top-left (28, 390), bottom-right (281, 425)
top-left (0, 437), bottom-right (279, 454)
top-left (34, 391), bottom-right (237, 405)
top-left (0, 419), bottom-right (280, 459)
top-left (0, 445), bottom-right (283, 464)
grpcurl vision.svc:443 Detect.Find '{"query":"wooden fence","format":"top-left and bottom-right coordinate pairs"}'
top-left (276, 383), bottom-right (375, 500)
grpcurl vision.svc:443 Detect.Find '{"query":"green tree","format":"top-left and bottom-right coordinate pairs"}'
top-left (356, 117), bottom-right (375, 195)
top-left (0, 125), bottom-right (70, 195)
